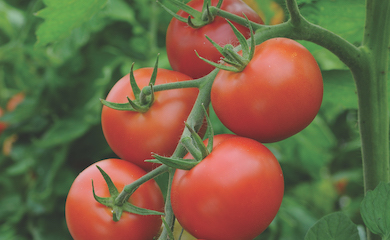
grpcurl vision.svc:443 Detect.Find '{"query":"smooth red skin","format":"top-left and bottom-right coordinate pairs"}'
top-left (65, 159), bottom-right (164, 240)
top-left (211, 38), bottom-right (323, 143)
top-left (101, 68), bottom-right (198, 171)
top-left (166, 0), bottom-right (263, 79)
top-left (171, 135), bottom-right (284, 240)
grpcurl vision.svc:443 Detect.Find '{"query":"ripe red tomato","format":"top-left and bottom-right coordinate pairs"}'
top-left (211, 37), bottom-right (323, 143)
top-left (101, 68), bottom-right (198, 171)
top-left (6, 92), bottom-right (25, 111)
top-left (0, 92), bottom-right (25, 135)
top-left (65, 158), bottom-right (164, 240)
top-left (171, 135), bottom-right (284, 240)
top-left (0, 107), bottom-right (7, 135)
top-left (166, 0), bottom-right (263, 79)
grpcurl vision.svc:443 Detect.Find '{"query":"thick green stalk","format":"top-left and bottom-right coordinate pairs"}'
top-left (357, 0), bottom-right (390, 239)
top-left (358, 0), bottom-right (390, 193)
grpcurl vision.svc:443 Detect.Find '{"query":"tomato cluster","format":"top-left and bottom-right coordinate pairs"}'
top-left (65, 0), bottom-right (323, 239)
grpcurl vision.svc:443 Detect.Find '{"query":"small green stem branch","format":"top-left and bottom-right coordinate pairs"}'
top-left (141, 78), bottom-right (203, 95)
top-left (115, 165), bottom-right (169, 205)
top-left (208, 6), bottom-right (263, 30)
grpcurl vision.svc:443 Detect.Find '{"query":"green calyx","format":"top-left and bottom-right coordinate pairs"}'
top-left (92, 165), bottom-right (164, 222)
top-left (158, 0), bottom-right (223, 28)
top-left (148, 104), bottom-right (214, 170)
top-left (196, 16), bottom-right (255, 72)
top-left (100, 55), bottom-right (160, 113)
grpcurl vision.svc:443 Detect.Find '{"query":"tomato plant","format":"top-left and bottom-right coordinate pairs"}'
top-left (2, 0), bottom-right (386, 239)
top-left (101, 68), bottom-right (199, 171)
top-left (166, 0), bottom-right (263, 79)
top-left (211, 37), bottom-right (323, 143)
top-left (171, 135), bottom-right (284, 240)
top-left (65, 158), bottom-right (164, 240)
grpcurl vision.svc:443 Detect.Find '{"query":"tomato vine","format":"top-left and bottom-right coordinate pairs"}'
top-left (62, 0), bottom-right (390, 239)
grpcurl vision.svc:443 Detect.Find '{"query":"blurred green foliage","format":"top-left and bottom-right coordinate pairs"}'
top-left (0, 0), bottom-right (378, 239)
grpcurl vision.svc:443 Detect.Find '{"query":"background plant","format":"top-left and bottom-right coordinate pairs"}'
top-left (0, 0), bottom-right (388, 239)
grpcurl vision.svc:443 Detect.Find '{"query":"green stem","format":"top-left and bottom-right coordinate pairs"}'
top-left (141, 78), bottom-right (203, 95)
top-left (256, 1), bottom-right (362, 72)
top-left (115, 165), bottom-right (169, 205)
top-left (358, 0), bottom-right (390, 239)
top-left (212, 0), bottom-right (362, 72)
top-left (157, 69), bottom-right (218, 240)
top-left (209, 6), bottom-right (263, 30)
top-left (159, 167), bottom-right (176, 239)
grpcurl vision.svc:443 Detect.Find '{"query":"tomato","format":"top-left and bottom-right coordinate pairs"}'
top-left (166, 0), bottom-right (263, 79)
top-left (171, 135), bottom-right (284, 240)
top-left (6, 92), bottom-right (25, 111)
top-left (65, 158), bottom-right (164, 240)
top-left (0, 92), bottom-right (25, 135)
top-left (101, 68), bottom-right (198, 171)
top-left (211, 38), bottom-right (323, 143)
top-left (0, 107), bottom-right (7, 135)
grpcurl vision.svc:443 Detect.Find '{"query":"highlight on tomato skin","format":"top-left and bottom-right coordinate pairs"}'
top-left (211, 37), bottom-right (323, 143)
top-left (171, 134), bottom-right (284, 240)
top-left (65, 158), bottom-right (165, 240)
top-left (166, 0), bottom-right (264, 79)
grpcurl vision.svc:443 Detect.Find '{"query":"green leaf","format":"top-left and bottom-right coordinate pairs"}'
top-left (268, 115), bottom-right (336, 179)
top-left (36, 117), bottom-right (91, 147)
top-left (103, 0), bottom-right (137, 24)
top-left (360, 182), bottom-right (390, 238)
top-left (301, 0), bottom-right (365, 45)
top-left (320, 70), bottom-right (358, 122)
top-left (35, 0), bottom-right (108, 47)
top-left (322, 70), bottom-right (358, 110)
top-left (299, 0), bottom-right (365, 70)
top-left (304, 212), bottom-right (360, 240)
top-left (0, 1), bottom-right (25, 39)
top-left (321, 69), bottom-right (390, 121)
